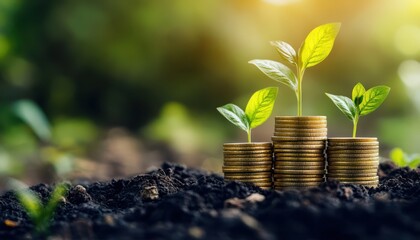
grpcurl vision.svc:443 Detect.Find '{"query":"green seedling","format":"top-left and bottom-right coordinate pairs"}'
top-left (249, 22), bottom-right (341, 116)
top-left (14, 182), bottom-right (69, 235)
top-left (326, 82), bottom-right (390, 138)
top-left (390, 148), bottom-right (420, 169)
top-left (217, 87), bottom-right (278, 142)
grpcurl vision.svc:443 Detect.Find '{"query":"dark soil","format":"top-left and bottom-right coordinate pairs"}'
top-left (1, 162), bottom-right (420, 240)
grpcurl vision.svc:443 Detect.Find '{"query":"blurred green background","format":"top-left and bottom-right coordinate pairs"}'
top-left (0, 0), bottom-right (419, 185)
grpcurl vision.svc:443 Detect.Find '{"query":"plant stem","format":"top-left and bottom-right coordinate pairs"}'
top-left (247, 130), bottom-right (251, 143)
top-left (352, 115), bottom-right (359, 138)
top-left (296, 68), bottom-right (305, 117)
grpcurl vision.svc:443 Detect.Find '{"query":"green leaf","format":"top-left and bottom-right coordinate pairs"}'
top-left (16, 189), bottom-right (42, 221)
top-left (359, 86), bottom-right (390, 116)
top-left (408, 156), bottom-right (420, 169)
top-left (217, 104), bottom-right (249, 132)
top-left (352, 82), bottom-right (365, 106)
top-left (270, 41), bottom-right (297, 64)
top-left (248, 59), bottom-right (297, 91)
top-left (245, 87), bottom-right (278, 129)
top-left (325, 93), bottom-right (357, 121)
top-left (390, 148), bottom-right (407, 167)
top-left (299, 22), bottom-right (341, 68)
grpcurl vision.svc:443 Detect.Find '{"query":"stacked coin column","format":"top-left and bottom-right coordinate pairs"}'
top-left (272, 116), bottom-right (327, 190)
top-left (222, 142), bottom-right (273, 189)
top-left (326, 138), bottom-right (379, 187)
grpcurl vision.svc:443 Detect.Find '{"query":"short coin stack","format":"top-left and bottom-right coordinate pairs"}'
top-left (326, 137), bottom-right (379, 187)
top-left (272, 116), bottom-right (327, 190)
top-left (222, 142), bottom-right (273, 189)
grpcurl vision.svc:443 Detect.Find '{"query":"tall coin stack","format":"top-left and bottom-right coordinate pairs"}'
top-left (326, 137), bottom-right (379, 187)
top-left (272, 116), bottom-right (327, 190)
top-left (222, 142), bottom-right (273, 189)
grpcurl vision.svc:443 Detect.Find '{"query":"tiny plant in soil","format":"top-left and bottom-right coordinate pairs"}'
top-left (217, 87), bottom-right (278, 142)
top-left (249, 22), bottom-right (341, 116)
top-left (390, 148), bottom-right (420, 169)
top-left (14, 182), bottom-right (69, 235)
top-left (326, 82), bottom-right (390, 138)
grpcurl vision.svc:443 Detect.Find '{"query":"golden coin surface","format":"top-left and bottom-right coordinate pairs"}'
top-left (327, 165), bottom-right (378, 170)
top-left (274, 169), bottom-right (325, 175)
top-left (273, 177), bottom-right (324, 182)
top-left (327, 137), bottom-right (377, 142)
top-left (224, 149), bottom-right (272, 154)
top-left (224, 161), bottom-right (273, 166)
top-left (274, 148), bottom-right (325, 153)
top-left (273, 144), bottom-right (325, 149)
top-left (274, 173), bottom-right (324, 179)
top-left (327, 157), bottom-right (380, 162)
top-left (275, 161), bottom-right (325, 166)
top-left (327, 176), bottom-right (378, 182)
top-left (275, 156), bottom-right (325, 161)
top-left (224, 157), bottom-right (273, 162)
top-left (337, 180), bottom-right (379, 185)
top-left (327, 149), bottom-right (378, 154)
top-left (222, 166), bottom-right (272, 172)
top-left (274, 166), bottom-right (325, 172)
top-left (274, 181), bottom-right (323, 187)
top-left (274, 132), bottom-right (328, 137)
top-left (275, 153), bottom-right (325, 158)
top-left (327, 172), bottom-right (378, 178)
top-left (224, 154), bottom-right (273, 158)
top-left (326, 153), bottom-right (379, 158)
top-left (327, 145), bottom-right (379, 150)
top-left (272, 136), bottom-right (327, 141)
top-left (327, 169), bottom-right (378, 174)
top-left (224, 177), bottom-right (271, 182)
top-left (224, 173), bottom-right (272, 178)
top-left (223, 142), bottom-right (272, 148)
top-left (327, 161), bottom-right (379, 167)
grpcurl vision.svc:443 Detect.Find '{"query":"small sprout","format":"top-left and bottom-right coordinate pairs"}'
top-left (250, 23), bottom-right (341, 116)
top-left (15, 182), bottom-right (69, 235)
top-left (326, 82), bottom-right (390, 138)
top-left (390, 148), bottom-right (420, 169)
top-left (217, 87), bottom-right (278, 142)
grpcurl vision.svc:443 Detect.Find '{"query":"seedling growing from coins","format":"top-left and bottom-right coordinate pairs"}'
top-left (325, 82), bottom-right (390, 138)
top-left (14, 182), bottom-right (69, 235)
top-left (249, 22), bottom-right (341, 116)
top-left (217, 87), bottom-right (278, 142)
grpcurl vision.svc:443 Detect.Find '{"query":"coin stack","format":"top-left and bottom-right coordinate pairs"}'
top-left (222, 142), bottom-right (273, 189)
top-left (272, 116), bottom-right (327, 190)
top-left (326, 137), bottom-right (379, 187)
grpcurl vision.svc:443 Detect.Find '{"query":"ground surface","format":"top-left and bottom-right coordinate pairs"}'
top-left (1, 162), bottom-right (420, 240)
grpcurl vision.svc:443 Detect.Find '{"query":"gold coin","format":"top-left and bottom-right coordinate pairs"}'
top-left (326, 153), bottom-right (379, 158)
top-left (327, 137), bottom-right (377, 142)
top-left (275, 148), bottom-right (324, 153)
top-left (327, 168), bottom-right (377, 174)
top-left (273, 169), bottom-right (325, 175)
top-left (275, 153), bottom-right (325, 158)
top-left (273, 173), bottom-right (324, 179)
top-left (224, 154), bottom-right (273, 158)
top-left (274, 132), bottom-right (328, 137)
top-left (337, 180), bottom-right (379, 185)
top-left (327, 157), bottom-right (380, 162)
top-left (224, 150), bottom-right (272, 155)
top-left (274, 161), bottom-right (325, 166)
top-left (274, 140), bottom-right (326, 145)
top-left (327, 149), bottom-right (378, 154)
top-left (327, 165), bottom-right (377, 170)
top-left (223, 142), bottom-right (272, 148)
top-left (327, 161), bottom-right (379, 167)
top-left (222, 166), bottom-right (272, 172)
top-left (275, 156), bottom-right (325, 161)
top-left (274, 165), bottom-right (325, 171)
top-left (327, 145), bottom-right (379, 150)
top-left (224, 177), bottom-right (271, 182)
top-left (273, 177), bottom-right (324, 182)
top-left (224, 173), bottom-right (272, 178)
top-left (327, 176), bottom-right (378, 182)
top-left (224, 157), bottom-right (273, 162)
top-left (272, 136), bottom-right (327, 141)
top-left (327, 172), bottom-right (377, 178)
top-left (273, 144), bottom-right (325, 149)
top-left (274, 181), bottom-right (323, 187)
top-left (224, 161), bottom-right (273, 166)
